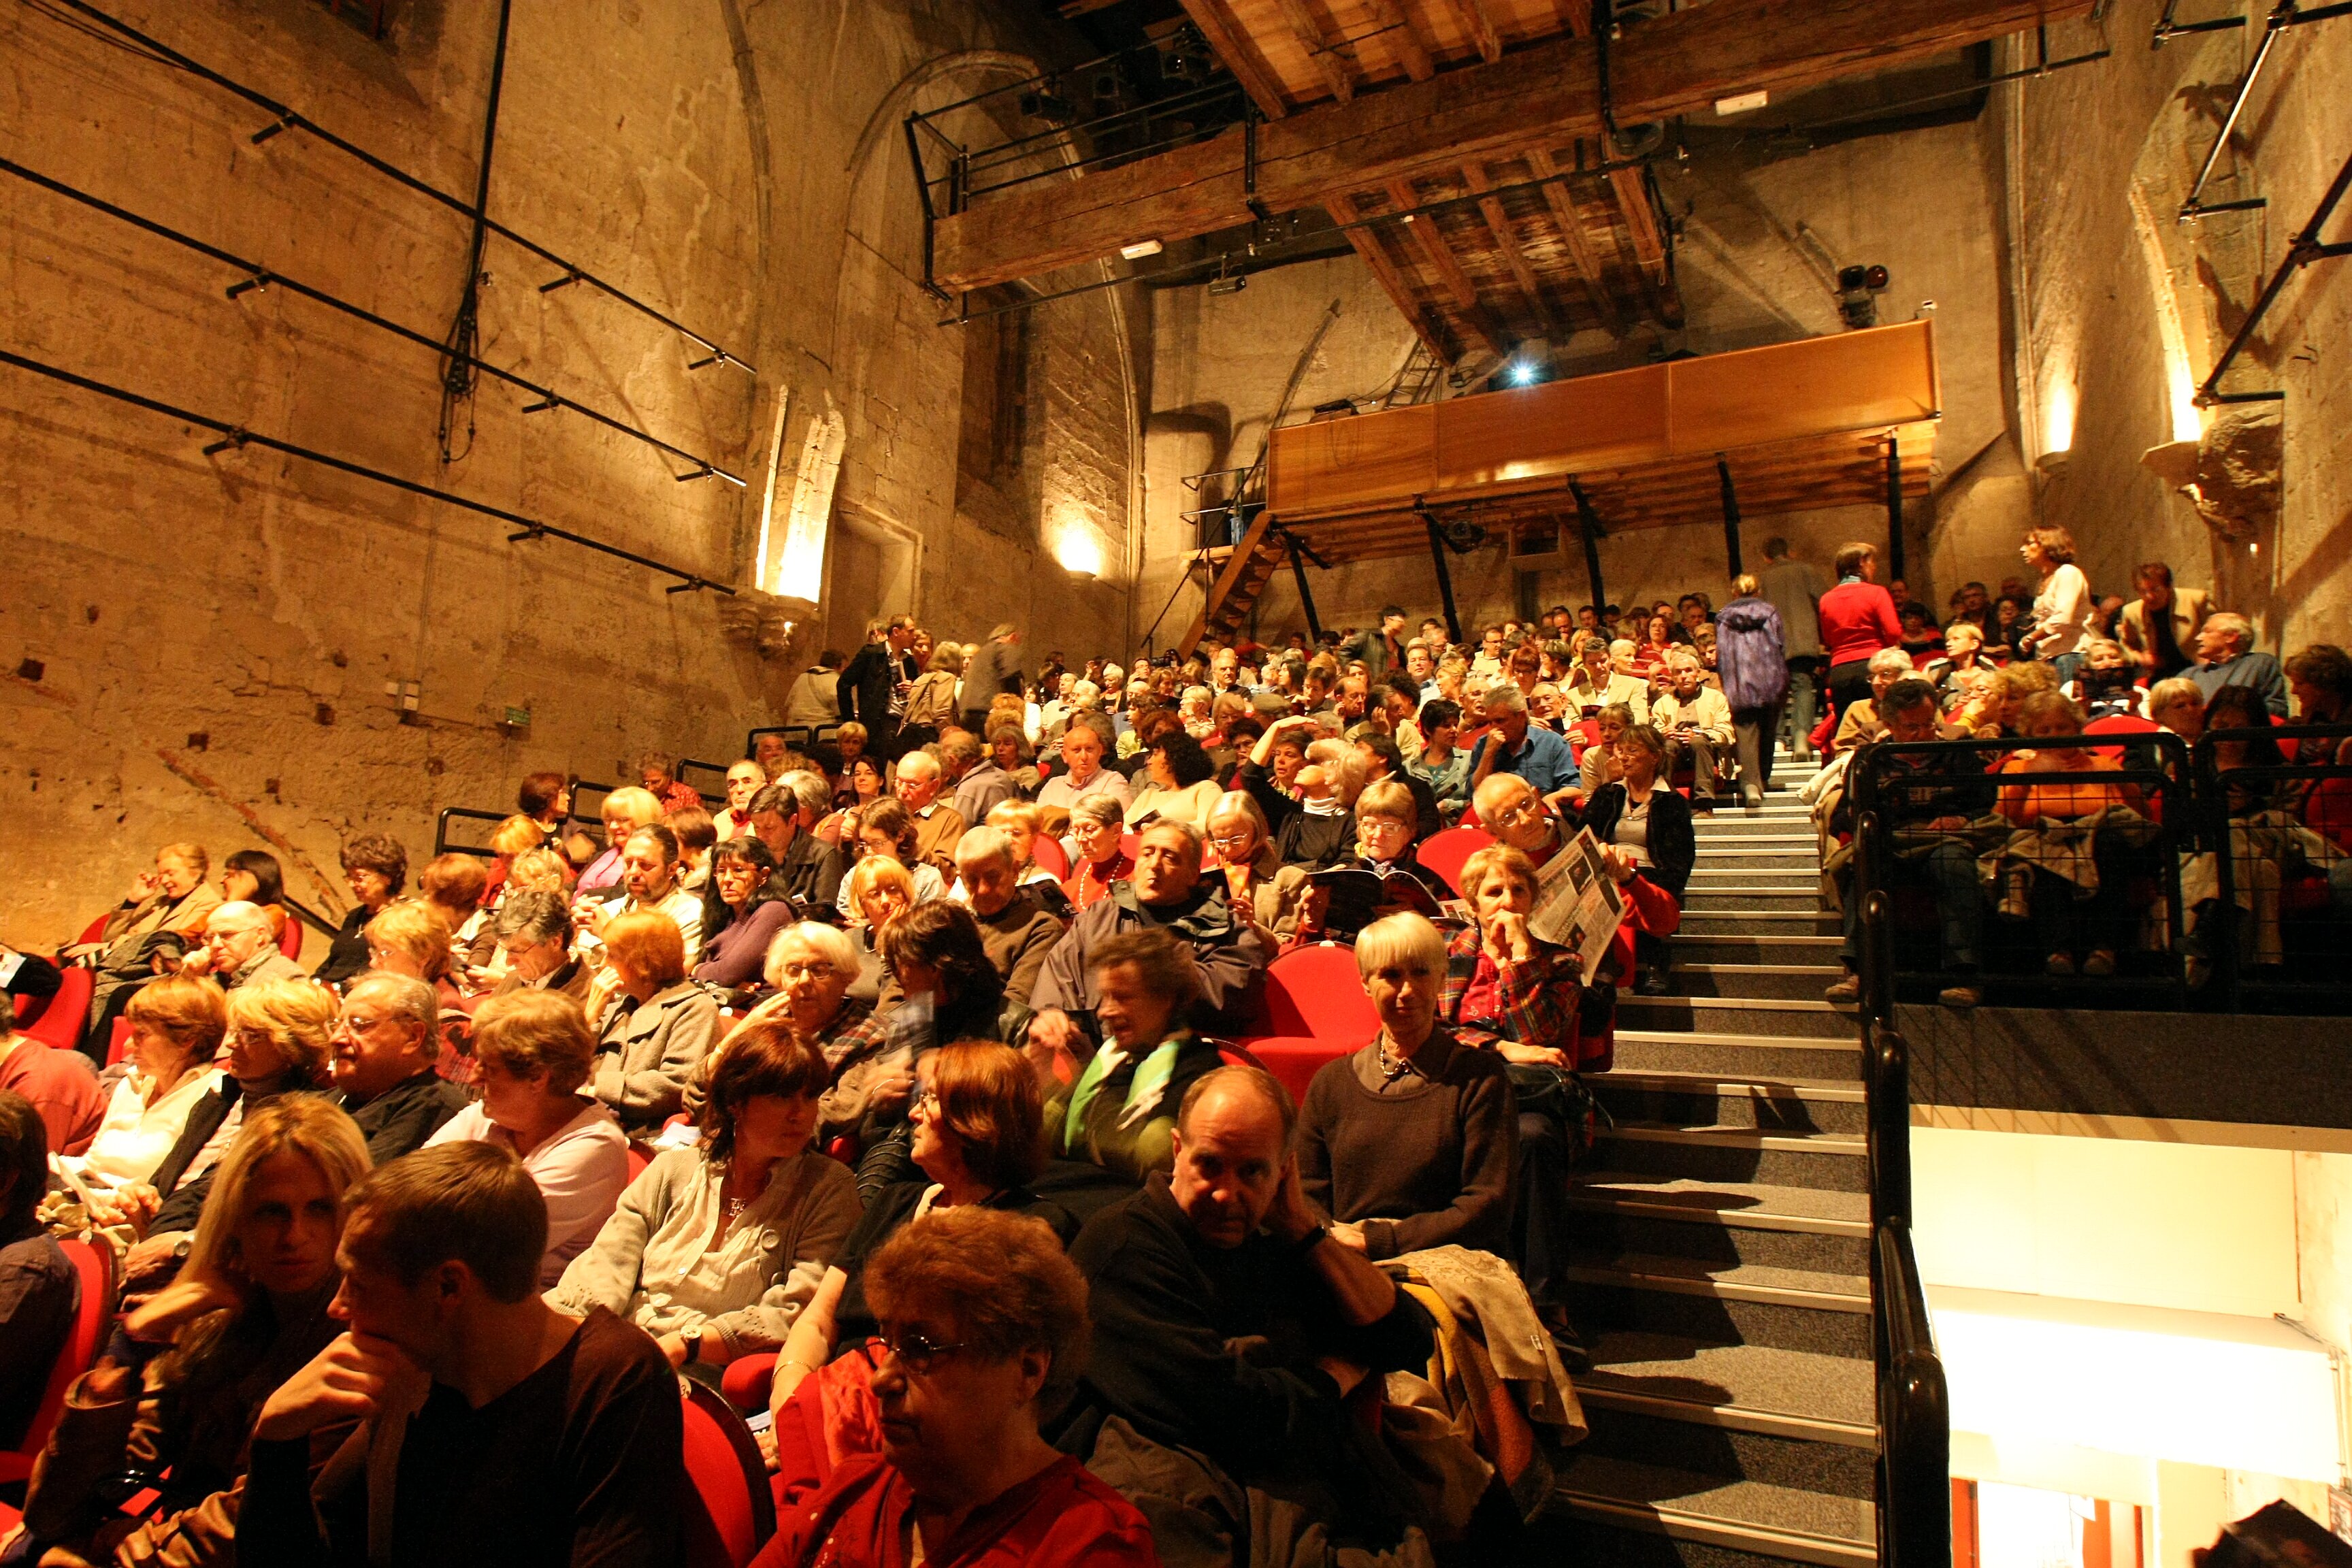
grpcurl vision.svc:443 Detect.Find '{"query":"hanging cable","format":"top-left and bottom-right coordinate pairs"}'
top-left (0, 154), bottom-right (742, 483)
top-left (30, 0), bottom-right (757, 376)
top-left (438, 0), bottom-right (514, 466)
top-left (0, 346), bottom-right (733, 595)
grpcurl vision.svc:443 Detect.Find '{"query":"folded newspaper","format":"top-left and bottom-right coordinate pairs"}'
top-left (1529, 829), bottom-right (1628, 985)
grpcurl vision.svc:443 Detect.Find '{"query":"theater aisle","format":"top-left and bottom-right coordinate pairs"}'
top-left (1554, 751), bottom-right (1878, 1567)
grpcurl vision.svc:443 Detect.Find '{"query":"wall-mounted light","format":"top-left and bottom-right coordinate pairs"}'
top-left (1119, 239), bottom-right (1164, 260)
top-left (2042, 374), bottom-right (2077, 459)
top-left (1054, 521), bottom-right (1105, 581)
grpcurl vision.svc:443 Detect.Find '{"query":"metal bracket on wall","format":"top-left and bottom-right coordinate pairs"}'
top-left (2153, 0), bottom-right (2249, 43)
top-left (2180, 0), bottom-right (2351, 220)
top-left (2195, 145), bottom-right (2352, 405)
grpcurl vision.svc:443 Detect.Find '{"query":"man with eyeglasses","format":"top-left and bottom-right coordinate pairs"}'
top-left (326, 972), bottom-right (468, 1162)
top-left (954, 828), bottom-right (1066, 1009)
top-left (1028, 822), bottom-right (1273, 1062)
top-left (1472, 773), bottom-right (1570, 866)
top-left (1060, 1066), bottom-right (1437, 1556)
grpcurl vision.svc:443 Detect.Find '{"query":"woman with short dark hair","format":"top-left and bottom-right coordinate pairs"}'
top-left (695, 836), bottom-right (797, 992)
top-left (1128, 730), bottom-right (1222, 833)
top-left (553, 1022), bottom-right (861, 1376)
top-left (314, 832), bottom-right (408, 987)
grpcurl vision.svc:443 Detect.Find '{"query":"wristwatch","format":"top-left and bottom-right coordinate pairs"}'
top-left (685, 1330), bottom-right (704, 1364)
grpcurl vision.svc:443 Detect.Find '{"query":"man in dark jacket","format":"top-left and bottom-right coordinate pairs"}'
top-left (1341, 606), bottom-right (1410, 684)
top-left (838, 615), bottom-right (920, 759)
top-left (959, 623), bottom-right (1024, 734)
top-left (1715, 576), bottom-right (1791, 808)
top-left (1059, 1066), bottom-right (1437, 1556)
top-left (1028, 822), bottom-right (1272, 1054)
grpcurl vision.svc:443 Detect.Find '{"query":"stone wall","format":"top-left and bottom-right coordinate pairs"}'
top-left (1999, 0), bottom-right (2351, 648)
top-left (0, 0), bottom-right (1138, 941)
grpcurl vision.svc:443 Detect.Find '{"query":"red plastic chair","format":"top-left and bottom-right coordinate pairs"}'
top-left (1029, 834), bottom-right (1071, 881)
top-left (679, 1380), bottom-right (776, 1567)
top-left (1119, 831), bottom-right (1141, 862)
top-left (0, 1239), bottom-right (113, 1486)
top-left (20, 966), bottom-right (92, 1055)
top-left (1236, 945), bottom-right (1376, 1104)
top-left (1414, 826), bottom-right (1495, 898)
top-left (277, 913), bottom-right (305, 960)
top-left (625, 1143), bottom-right (654, 1181)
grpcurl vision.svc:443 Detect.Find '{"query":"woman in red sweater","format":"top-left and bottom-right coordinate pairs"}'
top-left (1816, 541), bottom-right (1904, 728)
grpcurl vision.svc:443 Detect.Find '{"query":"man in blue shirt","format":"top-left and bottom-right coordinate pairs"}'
top-left (1466, 685), bottom-right (1576, 796)
top-left (2187, 612), bottom-right (2288, 717)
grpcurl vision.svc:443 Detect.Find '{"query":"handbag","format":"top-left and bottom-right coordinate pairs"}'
top-left (1503, 1062), bottom-right (1607, 1166)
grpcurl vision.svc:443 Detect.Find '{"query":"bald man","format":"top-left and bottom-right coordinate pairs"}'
top-left (891, 748), bottom-right (966, 877)
top-left (1060, 1067), bottom-right (1437, 1554)
top-left (182, 900), bottom-right (303, 990)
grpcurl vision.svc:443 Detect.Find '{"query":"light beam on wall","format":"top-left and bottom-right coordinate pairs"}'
top-left (1054, 522), bottom-right (1105, 581)
top-left (2042, 372), bottom-right (2077, 457)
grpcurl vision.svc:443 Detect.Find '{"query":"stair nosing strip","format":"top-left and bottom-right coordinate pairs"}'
top-left (1565, 1194), bottom-right (1872, 1237)
top-left (1616, 1030), bottom-right (1861, 1050)
top-left (1588, 1071), bottom-right (1867, 1102)
top-left (1556, 1491), bottom-right (1878, 1567)
top-left (1602, 1124), bottom-right (1867, 1154)
top-left (1620, 996), bottom-right (1844, 1013)
top-left (1576, 1383), bottom-right (1882, 1450)
top-left (1674, 964), bottom-right (1848, 976)
top-left (1564, 1264), bottom-right (1873, 1313)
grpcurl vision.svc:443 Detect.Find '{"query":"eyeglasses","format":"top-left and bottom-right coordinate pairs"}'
top-left (779, 961), bottom-right (837, 981)
top-left (866, 1329), bottom-right (966, 1375)
top-left (1492, 801), bottom-right (1542, 826)
top-left (911, 1085), bottom-right (938, 1113)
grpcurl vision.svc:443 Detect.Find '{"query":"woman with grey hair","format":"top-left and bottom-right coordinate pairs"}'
top-left (1060, 794), bottom-right (1132, 914)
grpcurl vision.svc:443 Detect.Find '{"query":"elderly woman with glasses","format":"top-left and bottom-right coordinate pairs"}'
top-left (713, 922), bottom-right (895, 1154)
top-left (753, 1207), bottom-right (1154, 1568)
top-left (1204, 791), bottom-right (1313, 946)
top-left (1059, 795), bottom-right (1132, 914)
top-left (553, 1022), bottom-right (861, 1376)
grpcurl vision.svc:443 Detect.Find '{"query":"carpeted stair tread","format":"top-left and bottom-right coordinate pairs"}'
top-left (1580, 1331), bottom-right (1877, 1431)
top-left (1554, 1452), bottom-right (1878, 1546)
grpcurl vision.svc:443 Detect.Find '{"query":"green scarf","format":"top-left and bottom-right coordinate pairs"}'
top-left (1062, 1032), bottom-right (1187, 1154)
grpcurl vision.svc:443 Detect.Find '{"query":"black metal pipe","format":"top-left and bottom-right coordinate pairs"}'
top-left (1716, 456), bottom-right (1742, 578)
top-left (0, 155), bottom-right (741, 484)
top-left (39, 0), bottom-right (755, 375)
top-left (1884, 433), bottom-right (1906, 584)
top-left (1424, 515), bottom-right (1463, 644)
top-left (1287, 534), bottom-right (1323, 642)
top-left (438, 0), bottom-right (514, 451)
top-left (1569, 478), bottom-right (1607, 610)
top-left (2198, 144), bottom-right (2352, 404)
top-left (2181, 1), bottom-right (2295, 218)
top-left (0, 346), bottom-right (731, 595)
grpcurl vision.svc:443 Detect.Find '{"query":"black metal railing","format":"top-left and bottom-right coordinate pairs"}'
top-left (1850, 725), bottom-right (2352, 1012)
top-left (1850, 731), bottom-right (2198, 1007)
top-left (1858, 889), bottom-right (1952, 1568)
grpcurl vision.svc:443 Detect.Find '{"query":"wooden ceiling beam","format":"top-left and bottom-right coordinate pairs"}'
top-left (1175, 0), bottom-right (1292, 118)
top-left (1360, 0), bottom-right (1435, 80)
top-left (1520, 148), bottom-right (1624, 338)
top-left (935, 0), bottom-right (2093, 291)
top-left (1326, 196), bottom-right (1460, 365)
top-left (1431, 0), bottom-right (1505, 63)
top-left (1458, 164), bottom-right (1567, 340)
top-left (1269, 0), bottom-right (1359, 103)
top-left (1379, 180), bottom-right (1509, 358)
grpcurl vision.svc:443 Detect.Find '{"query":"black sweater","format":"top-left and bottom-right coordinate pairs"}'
top-left (1576, 781), bottom-right (1696, 899)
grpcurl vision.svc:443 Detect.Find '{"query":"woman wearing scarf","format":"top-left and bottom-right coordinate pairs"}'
top-left (1041, 930), bottom-right (1224, 1182)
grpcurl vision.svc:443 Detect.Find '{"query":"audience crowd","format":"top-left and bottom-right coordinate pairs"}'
top-left (0, 538), bottom-right (2342, 1568)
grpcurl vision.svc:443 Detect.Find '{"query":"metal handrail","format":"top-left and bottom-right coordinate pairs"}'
top-left (2191, 723), bottom-right (2352, 1008)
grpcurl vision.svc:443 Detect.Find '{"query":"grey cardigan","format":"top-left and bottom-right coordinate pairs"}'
top-left (591, 981), bottom-right (719, 1130)
top-left (548, 1145), bottom-right (860, 1356)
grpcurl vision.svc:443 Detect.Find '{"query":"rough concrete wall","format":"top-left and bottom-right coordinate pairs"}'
top-left (2001, 0), bottom-right (2351, 646)
top-left (0, 0), bottom-right (1137, 942)
top-left (1141, 115), bottom-right (2021, 644)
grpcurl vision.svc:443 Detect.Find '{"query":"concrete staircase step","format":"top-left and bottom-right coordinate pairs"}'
top-left (1578, 1401), bottom-right (1879, 1504)
top-left (1586, 1329), bottom-right (1876, 1431)
top-left (1677, 911), bottom-right (1844, 937)
top-left (1665, 964), bottom-right (1848, 1002)
top-left (1683, 889), bottom-right (1830, 912)
top-left (1687, 866), bottom-right (1823, 887)
top-left (1566, 1170), bottom-right (1871, 1239)
top-left (1552, 1454), bottom-right (1877, 1568)
top-left (1669, 934), bottom-right (1845, 966)
top-left (1695, 818), bottom-right (1820, 838)
top-left (1611, 1030), bottom-right (1863, 1082)
top-left (1595, 1124), bottom-right (1869, 1192)
top-left (1616, 996), bottom-right (1858, 1040)
top-left (1568, 1250), bottom-right (1872, 1357)
top-left (1588, 1070), bottom-right (1867, 1134)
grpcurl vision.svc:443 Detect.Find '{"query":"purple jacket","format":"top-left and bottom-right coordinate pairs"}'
top-left (1715, 596), bottom-right (1791, 710)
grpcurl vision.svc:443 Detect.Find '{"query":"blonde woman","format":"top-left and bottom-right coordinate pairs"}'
top-left (1205, 791), bottom-right (1313, 945)
top-left (587, 909), bottom-right (718, 1132)
top-left (983, 800), bottom-right (1064, 894)
top-left (17, 1098), bottom-right (371, 1563)
top-left (843, 855), bottom-right (917, 1008)
top-left (576, 784), bottom-right (664, 895)
top-left (67, 975), bottom-right (227, 1189)
top-left (427, 990), bottom-right (629, 1286)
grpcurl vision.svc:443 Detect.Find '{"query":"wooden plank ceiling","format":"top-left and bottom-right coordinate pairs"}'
top-left (1179, 0), bottom-right (1673, 368)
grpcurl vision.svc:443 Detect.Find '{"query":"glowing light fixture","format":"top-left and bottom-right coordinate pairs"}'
top-left (2042, 372), bottom-right (2078, 458)
top-left (1054, 521), bottom-right (1105, 581)
top-left (1119, 239), bottom-right (1164, 260)
top-left (1509, 359), bottom-right (1538, 387)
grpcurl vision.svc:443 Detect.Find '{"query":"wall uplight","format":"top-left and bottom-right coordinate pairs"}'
top-left (1054, 523), bottom-right (1105, 581)
top-left (1119, 239), bottom-right (1164, 260)
top-left (2042, 373), bottom-right (2078, 459)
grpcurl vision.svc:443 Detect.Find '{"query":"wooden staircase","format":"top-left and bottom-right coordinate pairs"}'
top-left (1177, 508), bottom-right (1286, 657)
top-left (1539, 752), bottom-right (1882, 1568)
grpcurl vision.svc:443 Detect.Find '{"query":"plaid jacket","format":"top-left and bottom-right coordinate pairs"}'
top-left (1440, 926), bottom-right (1577, 1057)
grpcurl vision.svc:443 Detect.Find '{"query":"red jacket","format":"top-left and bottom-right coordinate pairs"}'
top-left (755, 1452), bottom-right (1157, 1568)
top-left (1818, 581), bottom-right (1903, 668)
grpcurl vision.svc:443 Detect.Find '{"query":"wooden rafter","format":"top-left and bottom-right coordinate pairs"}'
top-left (1458, 164), bottom-right (1565, 339)
top-left (1382, 181), bottom-right (1507, 358)
top-left (1360, 0), bottom-right (1435, 80)
top-left (1174, 0), bottom-right (1291, 118)
top-left (1326, 197), bottom-right (1459, 364)
top-left (1269, 0), bottom-right (1358, 102)
top-left (1610, 164), bottom-right (1670, 280)
top-left (934, 0), bottom-right (2097, 291)
top-left (1431, 0), bottom-right (1504, 63)
top-left (1523, 147), bottom-right (1624, 338)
